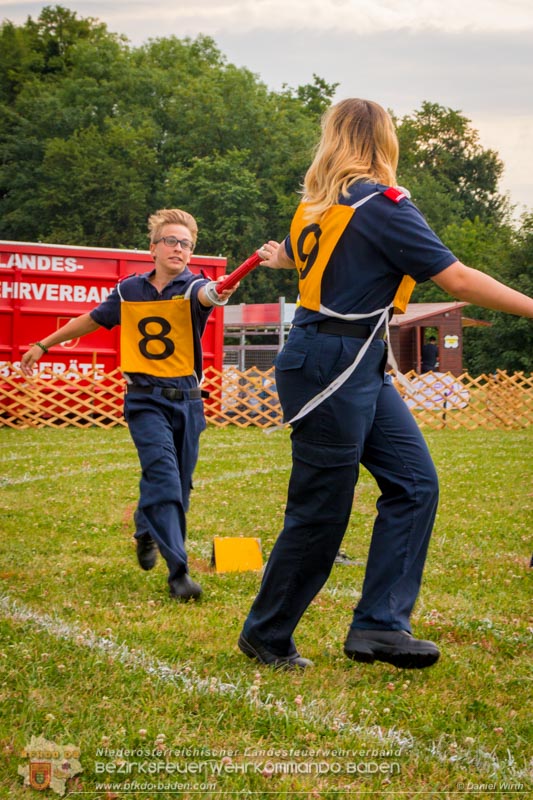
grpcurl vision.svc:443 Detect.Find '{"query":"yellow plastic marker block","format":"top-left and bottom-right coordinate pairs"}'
top-left (212, 537), bottom-right (263, 573)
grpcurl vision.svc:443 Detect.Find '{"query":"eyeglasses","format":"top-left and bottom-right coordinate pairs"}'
top-left (154, 236), bottom-right (194, 251)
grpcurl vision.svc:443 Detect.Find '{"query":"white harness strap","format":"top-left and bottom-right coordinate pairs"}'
top-left (278, 304), bottom-right (413, 429)
top-left (117, 275), bottom-right (205, 385)
top-left (271, 191), bottom-right (413, 429)
top-left (283, 305), bottom-right (391, 426)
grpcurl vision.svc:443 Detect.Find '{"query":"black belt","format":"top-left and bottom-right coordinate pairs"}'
top-left (126, 386), bottom-right (208, 400)
top-left (316, 320), bottom-right (386, 339)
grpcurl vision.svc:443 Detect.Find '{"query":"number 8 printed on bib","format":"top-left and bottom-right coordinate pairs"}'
top-left (120, 296), bottom-right (195, 377)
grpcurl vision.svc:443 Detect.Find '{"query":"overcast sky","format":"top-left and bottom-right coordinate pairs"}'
top-left (2, 0), bottom-right (533, 214)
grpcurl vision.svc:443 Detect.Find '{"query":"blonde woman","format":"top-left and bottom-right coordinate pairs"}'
top-left (239, 98), bottom-right (533, 670)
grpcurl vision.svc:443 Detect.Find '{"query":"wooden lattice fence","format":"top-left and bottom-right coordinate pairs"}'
top-left (0, 365), bottom-right (125, 429)
top-left (0, 363), bottom-right (531, 430)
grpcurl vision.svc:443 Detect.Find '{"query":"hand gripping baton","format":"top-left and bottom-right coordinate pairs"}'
top-left (204, 251), bottom-right (262, 305)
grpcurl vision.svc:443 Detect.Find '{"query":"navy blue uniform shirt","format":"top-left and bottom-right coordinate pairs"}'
top-left (285, 182), bottom-right (457, 326)
top-left (90, 268), bottom-right (211, 387)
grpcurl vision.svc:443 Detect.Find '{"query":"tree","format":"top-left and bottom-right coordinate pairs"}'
top-left (411, 215), bottom-right (514, 303)
top-left (395, 103), bottom-right (532, 373)
top-left (0, 5), bottom-right (122, 90)
top-left (0, 6), bottom-right (129, 241)
top-left (38, 121), bottom-right (159, 247)
top-left (461, 212), bottom-right (533, 374)
top-left (0, 13), bottom-right (320, 264)
top-left (0, 8), bottom-right (529, 373)
top-left (396, 102), bottom-right (509, 232)
top-left (295, 73), bottom-right (339, 118)
top-left (162, 150), bottom-right (266, 260)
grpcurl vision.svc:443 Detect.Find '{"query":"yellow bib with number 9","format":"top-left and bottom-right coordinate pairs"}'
top-left (290, 200), bottom-right (415, 315)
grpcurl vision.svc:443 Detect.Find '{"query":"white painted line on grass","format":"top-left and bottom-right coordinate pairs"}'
top-left (0, 464), bottom-right (288, 488)
top-left (1, 592), bottom-right (409, 750)
top-left (0, 592), bottom-right (238, 696)
top-left (2, 591), bottom-right (530, 783)
top-left (1, 446), bottom-right (135, 464)
top-left (194, 465), bottom-right (289, 487)
top-left (0, 462), bottom-right (137, 487)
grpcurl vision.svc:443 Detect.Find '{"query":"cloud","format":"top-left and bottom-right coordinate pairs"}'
top-left (2, 0), bottom-right (533, 38)
top-left (216, 28), bottom-right (533, 116)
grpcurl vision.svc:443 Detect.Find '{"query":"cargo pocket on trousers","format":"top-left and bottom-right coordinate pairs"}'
top-left (274, 349), bottom-right (307, 372)
top-left (273, 349), bottom-right (308, 420)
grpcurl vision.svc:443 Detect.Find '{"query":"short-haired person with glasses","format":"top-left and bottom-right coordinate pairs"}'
top-left (21, 209), bottom-right (238, 601)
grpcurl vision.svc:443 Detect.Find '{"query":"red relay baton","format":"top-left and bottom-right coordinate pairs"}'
top-left (203, 250), bottom-right (262, 305)
top-left (217, 251), bottom-right (262, 292)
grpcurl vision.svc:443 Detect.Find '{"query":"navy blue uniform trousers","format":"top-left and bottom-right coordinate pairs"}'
top-left (124, 390), bottom-right (206, 583)
top-left (243, 324), bottom-right (439, 656)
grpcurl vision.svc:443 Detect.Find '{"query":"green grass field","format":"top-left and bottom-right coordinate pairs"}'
top-left (0, 425), bottom-right (531, 799)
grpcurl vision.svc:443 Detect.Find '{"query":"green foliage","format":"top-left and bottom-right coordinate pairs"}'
top-left (39, 121), bottom-right (160, 247)
top-left (396, 104), bottom-right (531, 372)
top-left (461, 212), bottom-right (533, 373)
top-left (0, 5), bottom-right (530, 366)
top-left (0, 6), bottom-right (121, 102)
top-left (397, 101), bottom-right (509, 229)
top-left (412, 216), bottom-right (514, 305)
top-left (295, 73), bottom-right (339, 118)
top-left (163, 149), bottom-right (267, 262)
top-left (0, 9), bottom-right (319, 304)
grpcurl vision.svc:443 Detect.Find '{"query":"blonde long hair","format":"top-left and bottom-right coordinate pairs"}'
top-left (302, 98), bottom-right (399, 219)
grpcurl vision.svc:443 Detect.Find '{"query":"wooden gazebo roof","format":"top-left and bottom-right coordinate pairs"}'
top-left (391, 302), bottom-right (467, 326)
top-left (391, 302), bottom-right (491, 328)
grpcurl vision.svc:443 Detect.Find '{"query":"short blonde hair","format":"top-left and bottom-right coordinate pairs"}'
top-left (147, 209), bottom-right (198, 246)
top-left (303, 98), bottom-right (399, 219)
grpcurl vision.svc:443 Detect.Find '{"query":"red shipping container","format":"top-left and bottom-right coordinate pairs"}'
top-left (0, 240), bottom-right (227, 380)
